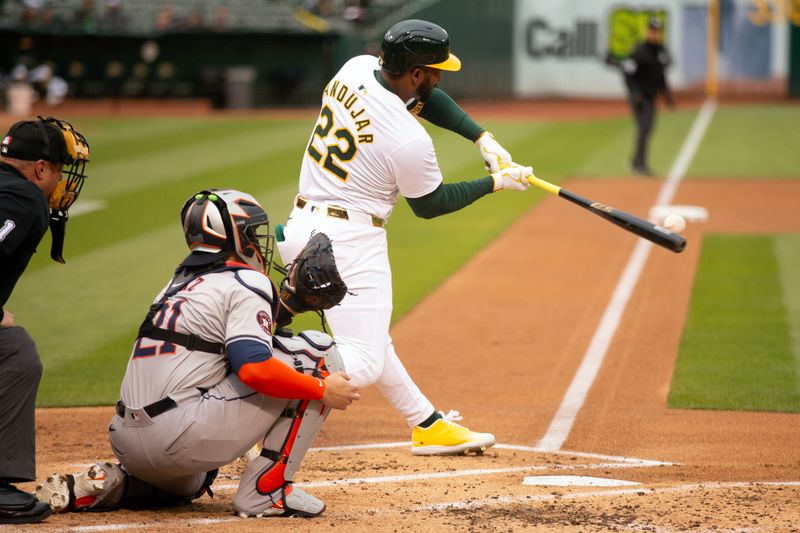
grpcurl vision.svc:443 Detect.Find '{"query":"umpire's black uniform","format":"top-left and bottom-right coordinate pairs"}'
top-left (620, 18), bottom-right (674, 175)
top-left (0, 161), bottom-right (49, 478)
top-left (0, 119), bottom-right (74, 524)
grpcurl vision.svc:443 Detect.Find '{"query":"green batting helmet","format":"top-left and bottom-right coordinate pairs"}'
top-left (379, 19), bottom-right (461, 75)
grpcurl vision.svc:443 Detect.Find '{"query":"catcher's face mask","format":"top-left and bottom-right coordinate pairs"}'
top-left (181, 189), bottom-right (275, 275)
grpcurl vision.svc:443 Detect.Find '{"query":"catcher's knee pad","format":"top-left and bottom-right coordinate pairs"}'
top-left (273, 329), bottom-right (344, 378)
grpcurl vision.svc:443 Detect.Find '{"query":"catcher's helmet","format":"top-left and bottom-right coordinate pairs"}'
top-left (379, 19), bottom-right (461, 75)
top-left (181, 189), bottom-right (275, 274)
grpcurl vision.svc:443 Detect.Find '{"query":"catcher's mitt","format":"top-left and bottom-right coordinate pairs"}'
top-left (279, 232), bottom-right (347, 321)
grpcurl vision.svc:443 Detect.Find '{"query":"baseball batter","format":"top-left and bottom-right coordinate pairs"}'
top-left (277, 19), bottom-right (533, 455)
top-left (36, 189), bottom-right (359, 518)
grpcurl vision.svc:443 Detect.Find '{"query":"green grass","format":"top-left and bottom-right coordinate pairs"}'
top-left (689, 104), bottom-right (800, 178)
top-left (6, 103), bottom-right (799, 406)
top-left (668, 234), bottom-right (800, 412)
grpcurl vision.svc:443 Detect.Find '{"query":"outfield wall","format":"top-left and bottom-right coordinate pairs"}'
top-left (0, 31), bottom-right (337, 107)
top-left (1, 0), bottom-right (794, 106)
top-left (512, 0), bottom-right (789, 98)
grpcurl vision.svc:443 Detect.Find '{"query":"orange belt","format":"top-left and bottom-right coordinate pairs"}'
top-left (295, 196), bottom-right (385, 228)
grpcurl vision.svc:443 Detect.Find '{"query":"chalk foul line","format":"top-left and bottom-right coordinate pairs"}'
top-left (536, 99), bottom-right (718, 452)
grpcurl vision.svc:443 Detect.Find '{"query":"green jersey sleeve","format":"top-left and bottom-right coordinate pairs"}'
top-left (405, 176), bottom-right (494, 219)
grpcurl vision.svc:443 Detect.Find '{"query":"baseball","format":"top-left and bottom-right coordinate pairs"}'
top-left (662, 214), bottom-right (686, 233)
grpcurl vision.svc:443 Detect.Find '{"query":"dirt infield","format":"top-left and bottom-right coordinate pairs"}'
top-left (9, 178), bottom-right (800, 532)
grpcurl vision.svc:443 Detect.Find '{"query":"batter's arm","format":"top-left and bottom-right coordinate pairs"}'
top-left (405, 177), bottom-right (494, 219)
top-left (413, 87), bottom-right (485, 141)
top-left (412, 88), bottom-right (518, 173)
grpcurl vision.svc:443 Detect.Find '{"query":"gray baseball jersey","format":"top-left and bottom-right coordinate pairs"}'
top-left (120, 267), bottom-right (275, 408)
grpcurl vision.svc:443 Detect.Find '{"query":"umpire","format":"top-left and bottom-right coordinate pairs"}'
top-left (610, 17), bottom-right (675, 176)
top-left (0, 117), bottom-right (89, 524)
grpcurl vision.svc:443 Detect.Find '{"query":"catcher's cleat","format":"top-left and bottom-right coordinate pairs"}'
top-left (411, 410), bottom-right (495, 456)
top-left (237, 484), bottom-right (325, 518)
top-left (35, 462), bottom-right (123, 513)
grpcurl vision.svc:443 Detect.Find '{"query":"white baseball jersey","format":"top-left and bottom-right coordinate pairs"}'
top-left (299, 55), bottom-right (444, 220)
top-left (120, 268), bottom-right (275, 408)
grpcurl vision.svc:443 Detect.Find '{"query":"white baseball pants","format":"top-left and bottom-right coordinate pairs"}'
top-left (278, 202), bottom-right (434, 427)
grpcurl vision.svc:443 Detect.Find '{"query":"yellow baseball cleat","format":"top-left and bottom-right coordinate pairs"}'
top-left (411, 410), bottom-right (495, 456)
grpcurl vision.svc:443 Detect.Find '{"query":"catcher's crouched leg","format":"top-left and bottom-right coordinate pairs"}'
top-left (233, 331), bottom-right (343, 518)
top-left (37, 463), bottom-right (216, 513)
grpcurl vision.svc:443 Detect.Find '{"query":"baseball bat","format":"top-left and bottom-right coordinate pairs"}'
top-left (527, 175), bottom-right (686, 253)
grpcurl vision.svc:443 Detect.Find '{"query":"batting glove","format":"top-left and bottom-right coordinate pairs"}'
top-left (491, 164), bottom-right (533, 192)
top-left (475, 131), bottom-right (512, 173)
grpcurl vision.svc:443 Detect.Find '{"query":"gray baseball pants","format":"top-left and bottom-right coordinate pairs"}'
top-left (108, 351), bottom-right (312, 513)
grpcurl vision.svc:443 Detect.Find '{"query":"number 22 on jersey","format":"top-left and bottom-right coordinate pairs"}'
top-left (306, 105), bottom-right (357, 182)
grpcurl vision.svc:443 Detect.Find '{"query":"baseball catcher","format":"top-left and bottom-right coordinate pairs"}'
top-left (35, 189), bottom-right (359, 518)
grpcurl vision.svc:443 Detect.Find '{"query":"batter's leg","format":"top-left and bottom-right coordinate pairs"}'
top-left (280, 210), bottom-right (392, 387)
top-left (375, 337), bottom-right (434, 427)
top-left (376, 337), bottom-right (495, 455)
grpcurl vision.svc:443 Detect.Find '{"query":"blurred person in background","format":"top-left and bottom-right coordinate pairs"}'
top-left (154, 4), bottom-right (175, 32)
top-left (73, 0), bottom-right (98, 33)
top-left (212, 5), bottom-right (229, 31)
top-left (101, 0), bottom-right (129, 33)
top-left (608, 17), bottom-right (675, 176)
top-left (29, 64), bottom-right (69, 107)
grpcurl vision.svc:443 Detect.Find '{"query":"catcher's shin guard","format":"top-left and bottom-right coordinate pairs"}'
top-left (233, 331), bottom-right (342, 517)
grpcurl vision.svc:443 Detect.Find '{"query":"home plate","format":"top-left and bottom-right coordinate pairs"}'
top-left (649, 204), bottom-right (708, 223)
top-left (523, 476), bottom-right (640, 487)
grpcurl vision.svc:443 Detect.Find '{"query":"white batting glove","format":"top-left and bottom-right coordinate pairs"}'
top-left (475, 131), bottom-right (512, 173)
top-left (491, 164), bottom-right (533, 192)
